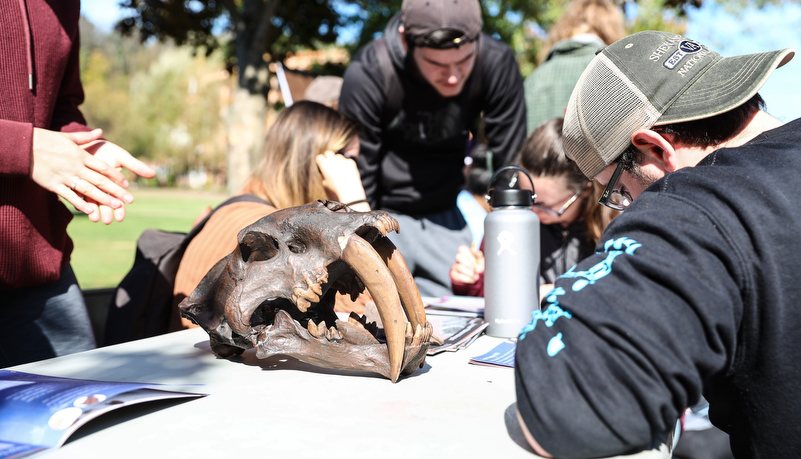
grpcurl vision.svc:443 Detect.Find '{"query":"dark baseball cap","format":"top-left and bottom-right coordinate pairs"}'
top-left (562, 30), bottom-right (795, 178)
top-left (401, 0), bottom-right (482, 47)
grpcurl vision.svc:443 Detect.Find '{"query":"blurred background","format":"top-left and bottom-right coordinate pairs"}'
top-left (71, 0), bottom-right (801, 290)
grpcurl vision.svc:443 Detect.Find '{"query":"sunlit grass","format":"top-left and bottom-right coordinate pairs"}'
top-left (67, 187), bottom-right (228, 289)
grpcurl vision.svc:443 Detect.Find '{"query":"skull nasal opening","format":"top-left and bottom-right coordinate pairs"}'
top-left (239, 231), bottom-right (280, 263)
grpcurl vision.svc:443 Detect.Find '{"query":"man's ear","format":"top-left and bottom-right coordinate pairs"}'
top-left (631, 129), bottom-right (679, 173)
top-left (398, 26), bottom-right (408, 53)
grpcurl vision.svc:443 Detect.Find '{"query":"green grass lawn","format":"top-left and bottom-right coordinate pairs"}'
top-left (67, 187), bottom-right (228, 289)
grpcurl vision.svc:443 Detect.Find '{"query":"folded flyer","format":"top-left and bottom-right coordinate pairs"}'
top-left (0, 370), bottom-right (205, 459)
top-left (422, 295), bottom-right (485, 317)
top-left (469, 340), bottom-right (516, 368)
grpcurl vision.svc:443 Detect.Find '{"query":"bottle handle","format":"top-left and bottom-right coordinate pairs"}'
top-left (485, 165), bottom-right (536, 205)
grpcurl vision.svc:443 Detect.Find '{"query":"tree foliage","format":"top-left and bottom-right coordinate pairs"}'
top-left (107, 0), bottom-right (708, 191)
top-left (116, 0), bottom-right (350, 94)
top-left (80, 17), bottom-right (229, 187)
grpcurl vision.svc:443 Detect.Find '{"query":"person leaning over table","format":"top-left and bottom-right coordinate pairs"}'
top-left (172, 101), bottom-right (370, 329)
top-left (1, 0), bottom-right (155, 367)
top-left (513, 30), bottom-right (799, 458)
top-left (523, 0), bottom-right (625, 134)
top-left (449, 118), bottom-right (616, 299)
top-left (338, 0), bottom-right (526, 298)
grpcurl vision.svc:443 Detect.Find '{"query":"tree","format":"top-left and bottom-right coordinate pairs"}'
top-left (117, 0), bottom-right (352, 194)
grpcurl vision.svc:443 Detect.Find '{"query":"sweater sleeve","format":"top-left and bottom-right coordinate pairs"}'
top-left (514, 193), bottom-right (741, 458)
top-left (0, 119), bottom-right (33, 176)
top-left (480, 40), bottom-right (527, 167)
top-left (339, 45), bottom-right (387, 209)
top-left (450, 270), bottom-right (484, 297)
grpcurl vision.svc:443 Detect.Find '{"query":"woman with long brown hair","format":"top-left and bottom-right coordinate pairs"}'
top-left (449, 117), bottom-right (617, 298)
top-left (173, 101), bottom-right (369, 325)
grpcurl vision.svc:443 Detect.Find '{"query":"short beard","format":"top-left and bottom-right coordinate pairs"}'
top-left (629, 164), bottom-right (659, 189)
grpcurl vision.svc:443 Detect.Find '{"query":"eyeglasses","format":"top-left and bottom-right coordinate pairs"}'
top-left (598, 161), bottom-right (633, 211)
top-left (533, 186), bottom-right (587, 217)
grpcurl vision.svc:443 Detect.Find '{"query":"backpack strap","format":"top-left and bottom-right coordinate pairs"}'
top-left (373, 36), bottom-right (404, 126)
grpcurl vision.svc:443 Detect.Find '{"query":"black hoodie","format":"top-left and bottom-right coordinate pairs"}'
top-left (339, 14), bottom-right (526, 215)
top-left (515, 119), bottom-right (801, 458)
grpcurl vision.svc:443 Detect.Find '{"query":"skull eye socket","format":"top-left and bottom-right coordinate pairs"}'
top-left (240, 231), bottom-right (279, 263)
top-left (287, 240), bottom-right (306, 254)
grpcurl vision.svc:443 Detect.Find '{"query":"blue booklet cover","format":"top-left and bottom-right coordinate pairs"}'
top-left (469, 340), bottom-right (516, 368)
top-left (0, 370), bottom-right (205, 458)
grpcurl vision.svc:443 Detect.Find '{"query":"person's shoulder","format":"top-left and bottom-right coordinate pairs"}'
top-left (206, 201), bottom-right (276, 232)
top-left (478, 33), bottom-right (516, 60)
top-left (349, 39), bottom-right (379, 66)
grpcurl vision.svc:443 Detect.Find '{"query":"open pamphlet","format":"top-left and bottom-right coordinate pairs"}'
top-left (422, 295), bottom-right (484, 317)
top-left (0, 370), bottom-right (206, 459)
top-left (469, 340), bottom-right (516, 368)
top-left (427, 315), bottom-right (488, 355)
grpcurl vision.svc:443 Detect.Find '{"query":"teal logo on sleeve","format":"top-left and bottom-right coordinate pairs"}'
top-left (518, 237), bottom-right (642, 357)
top-left (560, 237), bottom-right (641, 291)
top-left (547, 333), bottom-right (565, 356)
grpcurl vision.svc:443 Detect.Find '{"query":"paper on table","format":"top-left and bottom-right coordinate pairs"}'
top-left (422, 295), bottom-right (485, 317)
top-left (0, 370), bottom-right (206, 459)
top-left (469, 340), bottom-right (516, 368)
top-left (427, 316), bottom-right (488, 355)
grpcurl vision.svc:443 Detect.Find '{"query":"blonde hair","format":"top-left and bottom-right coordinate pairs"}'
top-left (537, 0), bottom-right (626, 64)
top-left (248, 101), bottom-right (360, 209)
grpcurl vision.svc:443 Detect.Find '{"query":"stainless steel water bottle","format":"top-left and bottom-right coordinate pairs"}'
top-left (483, 166), bottom-right (540, 338)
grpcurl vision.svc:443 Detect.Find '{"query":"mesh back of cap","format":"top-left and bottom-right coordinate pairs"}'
top-left (564, 54), bottom-right (661, 178)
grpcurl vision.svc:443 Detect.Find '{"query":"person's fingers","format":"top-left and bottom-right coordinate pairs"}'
top-left (112, 204), bottom-right (126, 222)
top-left (71, 178), bottom-right (124, 210)
top-left (454, 249), bottom-right (477, 266)
top-left (86, 202), bottom-right (102, 223)
top-left (60, 128), bottom-right (103, 145)
top-left (86, 141), bottom-right (155, 180)
top-left (111, 150), bottom-right (155, 179)
top-left (73, 166), bottom-right (134, 205)
top-left (59, 184), bottom-right (94, 215)
top-left (83, 153), bottom-right (128, 187)
top-left (450, 266), bottom-right (478, 284)
top-left (98, 203), bottom-right (115, 225)
top-left (454, 263), bottom-right (474, 278)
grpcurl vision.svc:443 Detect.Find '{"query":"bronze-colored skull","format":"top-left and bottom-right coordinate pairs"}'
top-left (179, 200), bottom-right (432, 382)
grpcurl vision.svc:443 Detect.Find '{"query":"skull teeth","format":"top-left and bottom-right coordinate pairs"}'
top-left (293, 286), bottom-right (320, 312)
top-left (307, 320), bottom-right (320, 337)
top-left (305, 273), bottom-right (323, 296)
top-left (296, 297), bottom-right (311, 312)
top-left (306, 320), bottom-right (342, 342)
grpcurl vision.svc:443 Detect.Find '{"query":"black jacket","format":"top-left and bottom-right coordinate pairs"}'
top-left (339, 14), bottom-right (526, 215)
top-left (515, 119), bottom-right (801, 458)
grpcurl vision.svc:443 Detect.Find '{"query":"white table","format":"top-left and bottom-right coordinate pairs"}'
top-left (11, 328), bottom-right (664, 458)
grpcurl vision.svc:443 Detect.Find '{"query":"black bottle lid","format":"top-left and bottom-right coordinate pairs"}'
top-left (488, 187), bottom-right (532, 207)
top-left (485, 165), bottom-right (535, 208)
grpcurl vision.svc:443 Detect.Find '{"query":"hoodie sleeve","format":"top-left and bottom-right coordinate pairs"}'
top-left (514, 192), bottom-right (740, 458)
top-left (339, 44), bottom-right (388, 209)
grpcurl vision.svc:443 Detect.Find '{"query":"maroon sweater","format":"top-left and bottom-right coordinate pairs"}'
top-left (0, 0), bottom-right (90, 289)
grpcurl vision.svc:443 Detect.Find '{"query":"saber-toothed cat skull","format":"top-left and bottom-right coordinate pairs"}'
top-left (179, 200), bottom-right (432, 382)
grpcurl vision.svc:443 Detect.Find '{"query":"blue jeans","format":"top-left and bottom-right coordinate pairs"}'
top-left (0, 264), bottom-right (96, 367)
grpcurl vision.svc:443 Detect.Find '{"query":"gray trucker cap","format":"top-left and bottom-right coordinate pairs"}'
top-left (563, 30), bottom-right (794, 178)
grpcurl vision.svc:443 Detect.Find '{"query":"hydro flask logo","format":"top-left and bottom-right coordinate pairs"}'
top-left (496, 230), bottom-right (516, 255)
